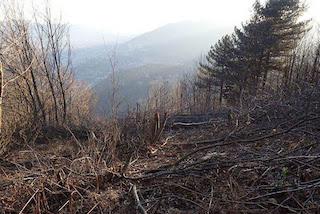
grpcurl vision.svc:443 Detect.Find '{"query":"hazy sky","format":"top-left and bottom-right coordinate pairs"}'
top-left (28, 0), bottom-right (320, 34)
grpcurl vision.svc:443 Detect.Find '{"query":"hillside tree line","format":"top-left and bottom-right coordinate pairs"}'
top-left (172, 0), bottom-right (320, 112)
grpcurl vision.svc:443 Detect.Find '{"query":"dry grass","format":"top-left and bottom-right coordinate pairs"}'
top-left (1, 88), bottom-right (320, 213)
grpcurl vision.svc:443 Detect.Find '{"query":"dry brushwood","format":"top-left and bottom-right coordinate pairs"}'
top-left (121, 89), bottom-right (320, 213)
top-left (1, 87), bottom-right (320, 213)
top-left (131, 184), bottom-right (147, 214)
top-left (151, 112), bottom-right (168, 144)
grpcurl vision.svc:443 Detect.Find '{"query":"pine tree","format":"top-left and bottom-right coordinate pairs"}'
top-left (199, 0), bottom-right (309, 105)
top-left (198, 34), bottom-right (241, 104)
top-left (257, 0), bottom-right (309, 86)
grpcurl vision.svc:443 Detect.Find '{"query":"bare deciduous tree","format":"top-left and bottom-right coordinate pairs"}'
top-left (0, 0), bottom-right (94, 134)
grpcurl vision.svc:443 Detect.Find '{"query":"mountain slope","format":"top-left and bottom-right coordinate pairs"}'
top-left (94, 63), bottom-right (186, 112)
top-left (69, 25), bottom-right (133, 48)
top-left (73, 21), bottom-right (231, 85)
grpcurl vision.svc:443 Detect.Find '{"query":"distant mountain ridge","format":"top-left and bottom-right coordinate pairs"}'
top-left (73, 20), bottom-right (231, 85)
top-left (69, 25), bottom-right (134, 48)
top-left (125, 21), bottom-right (226, 47)
top-left (71, 20), bottom-right (233, 111)
top-left (119, 20), bottom-right (230, 64)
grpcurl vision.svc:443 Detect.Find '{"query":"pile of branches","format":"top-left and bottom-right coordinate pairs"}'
top-left (0, 121), bottom-right (138, 213)
top-left (123, 86), bottom-right (320, 213)
top-left (0, 84), bottom-right (319, 213)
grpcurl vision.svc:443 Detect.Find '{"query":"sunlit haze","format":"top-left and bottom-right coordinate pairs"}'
top-left (26, 0), bottom-right (320, 35)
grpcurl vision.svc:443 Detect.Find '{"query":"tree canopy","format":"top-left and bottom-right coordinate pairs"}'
top-left (199, 0), bottom-right (309, 104)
